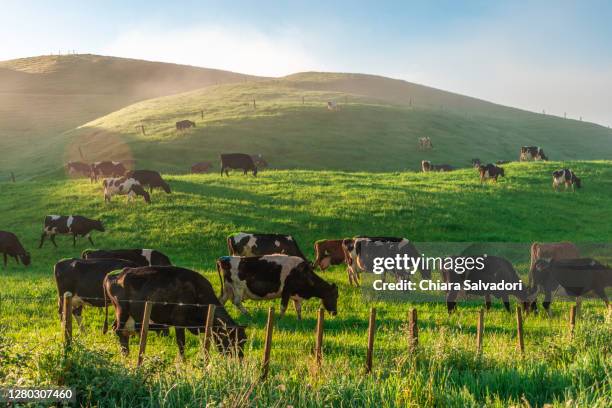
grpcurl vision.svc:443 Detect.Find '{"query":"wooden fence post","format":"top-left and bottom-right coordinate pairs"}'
top-left (62, 292), bottom-right (73, 348)
top-left (476, 309), bottom-right (484, 353)
top-left (137, 301), bottom-right (153, 367)
top-left (314, 308), bottom-right (324, 368)
top-left (202, 304), bottom-right (216, 360)
top-left (10, 172), bottom-right (15, 183)
top-left (141, 125), bottom-right (146, 135)
top-left (253, 99), bottom-right (256, 109)
top-left (302, 96), bottom-right (305, 105)
top-left (365, 307), bottom-right (376, 374)
top-left (261, 307), bottom-right (275, 380)
top-left (201, 110), bottom-right (204, 120)
top-left (516, 306), bottom-right (524, 354)
top-left (408, 308), bottom-right (418, 351)
top-left (78, 147), bottom-right (84, 161)
top-left (569, 305), bottom-right (576, 339)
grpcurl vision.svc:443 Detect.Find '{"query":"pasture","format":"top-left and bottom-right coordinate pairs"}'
top-left (1, 162), bottom-right (611, 407)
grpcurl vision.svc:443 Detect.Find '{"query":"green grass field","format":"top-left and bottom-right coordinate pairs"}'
top-left (1, 162), bottom-right (611, 407)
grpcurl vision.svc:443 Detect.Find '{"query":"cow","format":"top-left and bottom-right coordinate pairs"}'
top-left (519, 146), bottom-right (548, 161)
top-left (39, 215), bottom-right (105, 248)
top-left (103, 177), bottom-right (151, 204)
top-left (327, 101), bottom-right (338, 111)
top-left (422, 160), bottom-right (453, 172)
top-left (418, 137), bottom-right (433, 150)
top-left (342, 237), bottom-right (431, 286)
top-left (552, 169), bottom-right (581, 191)
top-left (126, 170), bottom-right (171, 194)
top-left (528, 242), bottom-right (580, 314)
top-left (532, 258), bottom-right (611, 312)
top-left (66, 161), bottom-right (91, 178)
top-left (82, 249), bottom-right (172, 266)
top-left (216, 255), bottom-right (338, 320)
top-left (227, 232), bottom-right (308, 260)
top-left (496, 160), bottom-right (510, 165)
top-left (479, 163), bottom-right (504, 183)
top-left (176, 120), bottom-right (196, 131)
top-left (313, 239), bottom-right (346, 271)
top-left (90, 161), bottom-right (126, 182)
top-left (191, 162), bottom-right (213, 174)
top-left (220, 153), bottom-right (258, 177)
top-left (103, 266), bottom-right (246, 357)
top-left (251, 154), bottom-right (268, 169)
top-left (54, 258), bottom-right (138, 331)
top-left (0, 231), bottom-right (31, 267)
top-left (441, 255), bottom-right (530, 313)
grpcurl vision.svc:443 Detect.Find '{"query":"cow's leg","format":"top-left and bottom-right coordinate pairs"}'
top-left (118, 332), bottom-right (130, 355)
top-left (575, 296), bottom-right (582, 316)
top-left (592, 286), bottom-right (609, 308)
top-left (484, 294), bottom-right (492, 310)
top-left (2, 253), bottom-right (6, 267)
top-left (175, 327), bottom-right (186, 359)
top-left (446, 290), bottom-right (458, 314)
top-left (280, 293), bottom-right (291, 318)
top-left (543, 289), bottom-right (552, 317)
top-left (73, 306), bottom-right (85, 332)
top-left (346, 266), bottom-right (355, 286)
top-left (232, 294), bottom-right (249, 315)
top-left (292, 298), bottom-right (303, 320)
top-left (88, 235), bottom-right (95, 246)
top-left (50, 234), bottom-right (58, 248)
top-left (72, 233), bottom-right (77, 247)
top-left (39, 232), bottom-right (47, 248)
top-left (501, 294), bottom-right (510, 312)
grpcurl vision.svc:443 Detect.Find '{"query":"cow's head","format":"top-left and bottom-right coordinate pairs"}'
top-left (20, 251), bottom-right (31, 266)
top-left (321, 283), bottom-right (339, 316)
top-left (534, 258), bottom-right (552, 272)
top-left (498, 167), bottom-right (505, 177)
top-left (574, 176), bottom-right (582, 189)
top-left (318, 256), bottom-right (332, 271)
top-left (94, 219), bottom-right (105, 232)
top-left (142, 191), bottom-right (151, 204)
top-left (161, 181), bottom-right (172, 194)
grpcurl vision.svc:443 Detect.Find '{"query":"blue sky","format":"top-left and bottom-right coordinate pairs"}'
top-left (2, 1), bottom-right (611, 125)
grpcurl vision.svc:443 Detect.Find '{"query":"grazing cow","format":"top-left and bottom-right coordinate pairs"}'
top-left (422, 160), bottom-right (453, 172)
top-left (39, 215), bottom-right (105, 248)
top-left (220, 153), bottom-right (258, 177)
top-left (66, 161), bottom-right (91, 178)
top-left (103, 177), bottom-right (151, 204)
top-left (0, 231), bottom-right (31, 267)
top-left (251, 154), bottom-right (268, 169)
top-left (191, 161), bottom-right (213, 174)
top-left (126, 170), bottom-right (171, 194)
top-left (54, 258), bottom-right (138, 331)
top-left (496, 160), bottom-right (510, 165)
top-left (479, 163), bottom-right (505, 183)
top-left (552, 169), bottom-right (581, 191)
top-left (418, 137), bottom-right (433, 150)
top-left (216, 255), bottom-right (338, 319)
top-left (82, 248), bottom-right (172, 266)
top-left (342, 237), bottom-right (431, 286)
top-left (327, 101), bottom-right (338, 111)
top-left (227, 232), bottom-right (307, 260)
top-left (176, 120), bottom-right (196, 131)
top-left (520, 146), bottom-right (548, 161)
top-left (104, 266), bottom-right (246, 357)
top-left (533, 258), bottom-right (611, 310)
top-left (90, 161), bottom-right (126, 182)
top-left (441, 255), bottom-right (530, 313)
top-left (528, 242), bottom-right (580, 313)
top-left (313, 239), bottom-right (346, 270)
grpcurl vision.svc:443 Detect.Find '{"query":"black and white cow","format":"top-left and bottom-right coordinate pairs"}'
top-left (103, 177), bottom-right (151, 204)
top-left (532, 258), bottom-right (611, 311)
top-left (479, 163), bottom-right (505, 183)
top-left (54, 258), bottom-right (138, 331)
top-left (552, 169), bottom-right (581, 191)
top-left (216, 255), bottom-right (338, 319)
top-left (82, 249), bottom-right (172, 266)
top-left (126, 170), bottom-right (171, 194)
top-left (220, 153), bottom-right (258, 177)
top-left (442, 255), bottom-right (530, 313)
top-left (421, 160), bottom-right (454, 172)
top-left (39, 215), bottom-right (105, 248)
top-left (90, 161), bottom-right (126, 182)
top-left (0, 230), bottom-right (31, 267)
top-left (342, 237), bottom-right (431, 286)
top-left (227, 232), bottom-right (308, 260)
top-left (520, 146), bottom-right (548, 161)
top-left (104, 266), bottom-right (246, 357)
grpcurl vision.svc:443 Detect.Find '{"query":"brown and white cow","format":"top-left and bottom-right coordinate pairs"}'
top-left (342, 237), bottom-right (431, 286)
top-left (227, 232), bottom-right (307, 260)
top-left (479, 163), bottom-right (504, 183)
top-left (66, 161), bottom-right (91, 178)
top-left (519, 146), bottom-right (548, 161)
top-left (0, 231), bottom-right (30, 267)
top-left (39, 215), bottom-right (105, 248)
top-left (191, 161), bottom-right (213, 173)
top-left (90, 161), bottom-right (126, 182)
top-left (103, 177), bottom-right (151, 204)
top-left (313, 239), bottom-right (346, 270)
top-left (552, 169), bottom-right (581, 191)
top-left (422, 160), bottom-right (453, 172)
top-left (216, 255), bottom-right (338, 319)
top-left (528, 242), bottom-right (580, 314)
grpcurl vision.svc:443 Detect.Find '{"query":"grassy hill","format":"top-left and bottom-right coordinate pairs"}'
top-left (68, 72), bottom-right (612, 174)
top-left (1, 162), bottom-right (611, 406)
top-left (0, 54), bottom-right (261, 178)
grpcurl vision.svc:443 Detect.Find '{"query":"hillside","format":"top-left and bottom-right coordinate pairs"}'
top-left (0, 54), bottom-right (261, 178)
top-left (70, 72), bottom-right (612, 174)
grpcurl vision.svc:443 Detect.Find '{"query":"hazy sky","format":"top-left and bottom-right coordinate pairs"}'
top-left (2, 0), bottom-right (611, 126)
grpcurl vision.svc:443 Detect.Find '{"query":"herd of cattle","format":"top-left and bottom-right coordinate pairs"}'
top-left (2, 221), bottom-right (611, 357)
top-left (420, 145), bottom-right (582, 189)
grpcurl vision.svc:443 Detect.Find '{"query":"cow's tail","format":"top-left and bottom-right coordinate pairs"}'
top-left (103, 279), bottom-right (109, 334)
top-left (216, 259), bottom-right (225, 299)
top-left (226, 236), bottom-right (234, 255)
top-left (528, 243), bottom-right (539, 289)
